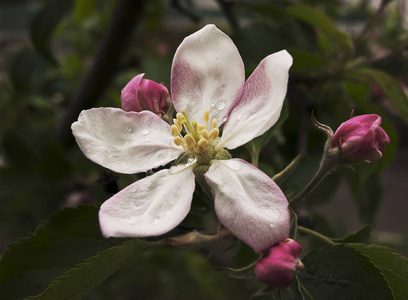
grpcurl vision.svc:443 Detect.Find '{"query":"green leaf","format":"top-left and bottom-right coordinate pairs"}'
top-left (332, 225), bottom-right (372, 243)
top-left (30, 0), bottom-right (75, 64)
top-left (288, 48), bottom-right (328, 76)
top-left (286, 4), bottom-right (353, 61)
top-left (348, 244), bottom-right (408, 300)
top-left (0, 206), bottom-right (110, 299)
top-left (73, 0), bottom-right (96, 23)
top-left (298, 244), bottom-right (393, 299)
top-left (32, 239), bottom-right (161, 300)
top-left (345, 68), bottom-right (408, 124)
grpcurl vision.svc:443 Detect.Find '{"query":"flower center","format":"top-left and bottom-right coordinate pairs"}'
top-left (171, 109), bottom-right (221, 165)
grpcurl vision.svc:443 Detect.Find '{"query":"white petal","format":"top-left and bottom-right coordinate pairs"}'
top-left (99, 165), bottom-right (195, 237)
top-left (219, 50), bottom-right (293, 149)
top-left (72, 108), bottom-right (183, 174)
top-left (171, 24), bottom-right (245, 126)
top-left (205, 159), bottom-right (291, 253)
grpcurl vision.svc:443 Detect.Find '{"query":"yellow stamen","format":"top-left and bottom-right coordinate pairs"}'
top-left (201, 129), bottom-right (210, 140)
top-left (197, 138), bottom-right (209, 148)
top-left (211, 118), bottom-right (217, 129)
top-left (181, 110), bottom-right (199, 141)
top-left (203, 110), bottom-right (210, 123)
top-left (209, 128), bottom-right (219, 140)
top-left (171, 125), bottom-right (179, 137)
top-left (174, 137), bottom-right (184, 146)
top-left (184, 134), bottom-right (196, 147)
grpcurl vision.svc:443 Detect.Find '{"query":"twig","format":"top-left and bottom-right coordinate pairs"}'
top-left (58, 0), bottom-right (146, 146)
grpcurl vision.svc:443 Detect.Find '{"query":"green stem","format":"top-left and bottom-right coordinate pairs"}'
top-left (297, 226), bottom-right (335, 245)
top-left (289, 154), bottom-right (335, 207)
top-left (250, 141), bottom-right (259, 168)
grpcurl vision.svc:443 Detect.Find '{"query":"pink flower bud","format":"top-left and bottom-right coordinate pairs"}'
top-left (332, 114), bottom-right (390, 163)
top-left (121, 73), bottom-right (170, 116)
top-left (255, 239), bottom-right (303, 289)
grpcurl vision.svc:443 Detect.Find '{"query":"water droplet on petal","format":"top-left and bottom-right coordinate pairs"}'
top-left (210, 102), bottom-right (215, 108)
top-left (269, 223), bottom-right (275, 228)
top-left (216, 99), bottom-right (226, 110)
top-left (142, 129), bottom-right (150, 135)
top-left (222, 115), bottom-right (228, 122)
top-left (126, 127), bottom-right (132, 133)
top-left (143, 137), bottom-right (150, 142)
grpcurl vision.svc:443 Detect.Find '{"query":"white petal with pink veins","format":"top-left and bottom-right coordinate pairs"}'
top-left (99, 165), bottom-right (195, 237)
top-left (171, 24), bottom-right (245, 126)
top-left (219, 50), bottom-right (292, 150)
top-left (72, 108), bottom-right (183, 174)
top-left (205, 158), bottom-right (291, 253)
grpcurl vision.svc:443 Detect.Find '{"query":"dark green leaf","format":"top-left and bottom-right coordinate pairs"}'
top-left (286, 4), bottom-right (353, 61)
top-left (345, 68), bottom-right (408, 124)
top-left (288, 48), bottom-right (328, 76)
top-left (298, 244), bottom-right (393, 299)
top-left (348, 244), bottom-right (408, 300)
top-left (332, 225), bottom-right (372, 243)
top-left (0, 206), bottom-right (110, 299)
top-left (32, 239), bottom-right (161, 300)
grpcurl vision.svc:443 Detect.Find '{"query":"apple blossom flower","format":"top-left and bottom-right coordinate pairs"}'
top-left (71, 24), bottom-right (293, 253)
top-left (121, 73), bottom-right (170, 116)
top-left (331, 114), bottom-right (390, 163)
top-left (255, 239), bottom-right (304, 288)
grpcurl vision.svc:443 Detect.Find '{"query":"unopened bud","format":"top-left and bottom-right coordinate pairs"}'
top-left (121, 73), bottom-right (170, 116)
top-left (332, 114), bottom-right (390, 163)
top-left (255, 239), bottom-right (303, 289)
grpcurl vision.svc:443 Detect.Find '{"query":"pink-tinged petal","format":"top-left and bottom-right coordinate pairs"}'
top-left (205, 159), bottom-right (291, 253)
top-left (121, 73), bottom-right (144, 112)
top-left (171, 24), bottom-right (245, 126)
top-left (99, 165), bottom-right (195, 237)
top-left (219, 50), bottom-right (293, 149)
top-left (72, 108), bottom-right (183, 174)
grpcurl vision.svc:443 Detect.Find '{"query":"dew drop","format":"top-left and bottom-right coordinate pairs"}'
top-left (222, 115), bottom-right (228, 122)
top-left (143, 137), bottom-right (150, 142)
top-left (210, 102), bottom-right (215, 108)
top-left (142, 129), bottom-right (150, 135)
top-left (126, 127), bottom-right (133, 133)
top-left (235, 111), bottom-right (242, 120)
top-left (269, 223), bottom-right (275, 228)
top-left (248, 112), bottom-right (257, 120)
top-left (216, 99), bottom-right (226, 110)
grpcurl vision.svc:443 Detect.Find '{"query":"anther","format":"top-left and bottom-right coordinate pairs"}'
top-left (211, 118), bottom-right (217, 129)
top-left (197, 138), bottom-right (209, 148)
top-left (171, 125), bottom-right (179, 137)
top-left (209, 128), bottom-right (219, 140)
top-left (174, 137), bottom-right (184, 146)
top-left (203, 110), bottom-right (210, 123)
top-left (184, 134), bottom-right (196, 147)
top-left (202, 129), bottom-right (210, 140)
